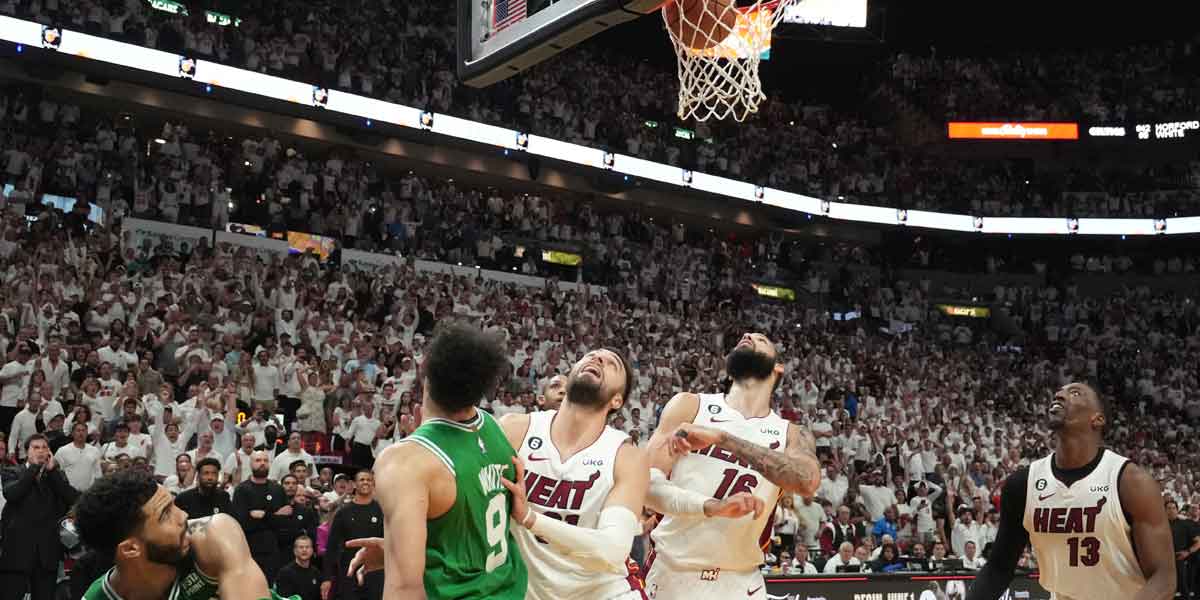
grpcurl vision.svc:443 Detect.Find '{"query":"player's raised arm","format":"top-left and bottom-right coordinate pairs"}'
top-left (502, 441), bottom-right (647, 574)
top-left (645, 392), bottom-right (701, 475)
top-left (1121, 464), bottom-right (1176, 600)
top-left (965, 469), bottom-right (1031, 600)
top-left (644, 392), bottom-right (762, 519)
top-left (672, 419), bottom-right (821, 497)
top-left (345, 444), bottom-right (433, 600)
top-left (189, 514), bottom-right (272, 600)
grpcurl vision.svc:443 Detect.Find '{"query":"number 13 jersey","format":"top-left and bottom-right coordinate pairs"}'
top-left (1022, 449), bottom-right (1145, 600)
top-left (651, 393), bottom-right (788, 572)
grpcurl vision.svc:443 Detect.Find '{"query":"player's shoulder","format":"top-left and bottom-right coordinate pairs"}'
top-left (1115, 458), bottom-right (1157, 500)
top-left (496, 410), bottom-right (534, 450)
top-left (661, 391), bottom-right (702, 419)
top-left (378, 437), bottom-right (451, 478)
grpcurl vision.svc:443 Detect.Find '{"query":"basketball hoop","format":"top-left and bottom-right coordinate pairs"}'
top-left (662, 0), bottom-right (797, 122)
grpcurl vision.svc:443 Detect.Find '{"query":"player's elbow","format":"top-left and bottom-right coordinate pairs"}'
top-left (785, 455), bottom-right (822, 497)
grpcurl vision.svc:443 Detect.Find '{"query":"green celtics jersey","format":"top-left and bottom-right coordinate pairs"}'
top-left (84, 555), bottom-right (299, 600)
top-left (404, 410), bottom-right (527, 600)
top-left (85, 559), bottom-right (218, 600)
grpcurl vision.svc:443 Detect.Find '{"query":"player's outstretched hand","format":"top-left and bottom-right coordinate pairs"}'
top-left (345, 537), bottom-right (385, 585)
top-left (704, 492), bottom-right (764, 519)
top-left (670, 423), bottom-right (724, 454)
top-left (500, 456), bottom-right (533, 527)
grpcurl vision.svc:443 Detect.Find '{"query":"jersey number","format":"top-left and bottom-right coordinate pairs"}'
top-left (485, 494), bottom-right (508, 572)
top-left (1067, 536), bottom-right (1101, 567)
top-left (714, 468), bottom-right (759, 499)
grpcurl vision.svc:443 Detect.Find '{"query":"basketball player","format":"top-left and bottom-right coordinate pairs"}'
top-left (966, 382), bottom-right (1176, 600)
top-left (537, 374), bottom-right (568, 410)
top-left (643, 333), bottom-right (821, 600)
top-left (344, 322), bottom-right (527, 599)
top-left (74, 469), bottom-right (293, 600)
top-left (494, 348), bottom-right (648, 600)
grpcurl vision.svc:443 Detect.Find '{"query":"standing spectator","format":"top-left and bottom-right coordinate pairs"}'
top-left (276, 475), bottom-right (319, 555)
top-left (152, 413), bottom-right (197, 477)
top-left (276, 536), bottom-right (321, 600)
top-left (774, 495), bottom-right (800, 553)
top-left (270, 432), bottom-right (316, 480)
top-left (252, 349), bottom-right (281, 413)
top-left (163, 453), bottom-right (196, 495)
top-left (820, 505), bottom-right (863, 555)
top-left (0, 341), bottom-right (35, 435)
top-left (345, 402), bottom-right (380, 469)
top-left (872, 505), bottom-right (900, 543)
top-left (9, 389), bottom-right (44, 461)
top-left (321, 470), bottom-right (383, 600)
top-left (174, 457), bottom-right (232, 518)
top-left (818, 461), bottom-right (849, 506)
top-left (232, 450), bottom-right (288, 583)
top-left (187, 430), bottom-right (223, 464)
top-left (224, 431), bottom-right (257, 486)
top-left (53, 421), bottom-right (102, 492)
top-left (949, 496), bottom-right (981, 558)
top-left (0, 434), bottom-right (79, 600)
top-left (795, 494), bottom-right (826, 550)
top-left (1168, 500), bottom-right (1200, 599)
top-left (908, 479), bottom-right (943, 545)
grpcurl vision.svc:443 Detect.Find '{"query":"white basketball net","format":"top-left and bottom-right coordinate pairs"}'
top-left (663, 0), bottom-right (797, 122)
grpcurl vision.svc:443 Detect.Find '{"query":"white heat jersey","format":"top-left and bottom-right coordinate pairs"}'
top-left (513, 410), bottom-right (639, 600)
top-left (651, 393), bottom-right (789, 572)
top-left (1022, 449), bottom-right (1146, 600)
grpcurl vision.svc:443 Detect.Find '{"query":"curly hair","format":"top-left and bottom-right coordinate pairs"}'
top-left (423, 321), bottom-right (507, 412)
top-left (74, 468), bottom-right (159, 552)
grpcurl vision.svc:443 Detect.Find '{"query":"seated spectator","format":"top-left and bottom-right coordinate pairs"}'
top-left (869, 542), bottom-right (906, 573)
top-left (823, 542), bottom-right (863, 573)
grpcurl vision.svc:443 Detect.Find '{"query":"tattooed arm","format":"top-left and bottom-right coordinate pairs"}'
top-left (674, 422), bottom-right (821, 497)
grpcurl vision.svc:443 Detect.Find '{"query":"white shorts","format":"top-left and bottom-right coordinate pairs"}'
top-left (644, 564), bottom-right (766, 600)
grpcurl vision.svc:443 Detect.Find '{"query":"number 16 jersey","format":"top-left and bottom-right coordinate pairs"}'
top-left (651, 393), bottom-right (788, 572)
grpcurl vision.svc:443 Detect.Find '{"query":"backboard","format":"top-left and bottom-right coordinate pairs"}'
top-left (457, 0), bottom-right (661, 87)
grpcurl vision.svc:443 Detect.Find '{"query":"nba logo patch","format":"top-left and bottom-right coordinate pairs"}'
top-left (478, 438), bottom-right (487, 454)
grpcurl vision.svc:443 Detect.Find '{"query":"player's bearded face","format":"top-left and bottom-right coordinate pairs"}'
top-left (566, 361), bottom-right (610, 410)
top-left (145, 527), bottom-right (188, 566)
top-left (726, 345), bottom-right (775, 381)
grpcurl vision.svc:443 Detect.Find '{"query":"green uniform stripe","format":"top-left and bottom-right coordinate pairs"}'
top-left (404, 435), bottom-right (456, 474)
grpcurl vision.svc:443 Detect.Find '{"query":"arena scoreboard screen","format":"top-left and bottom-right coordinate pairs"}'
top-left (458, 0), bottom-right (661, 86)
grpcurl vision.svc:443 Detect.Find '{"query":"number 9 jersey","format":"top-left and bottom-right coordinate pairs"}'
top-left (403, 411), bottom-right (528, 600)
top-left (651, 393), bottom-right (789, 572)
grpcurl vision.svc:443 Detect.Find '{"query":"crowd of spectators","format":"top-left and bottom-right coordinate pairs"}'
top-left (0, 1), bottom-right (1198, 595)
top-left (888, 42), bottom-right (1200, 124)
top-left (0, 91), bottom-right (1199, 599)
top-left (3, 0), bottom-right (1200, 218)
